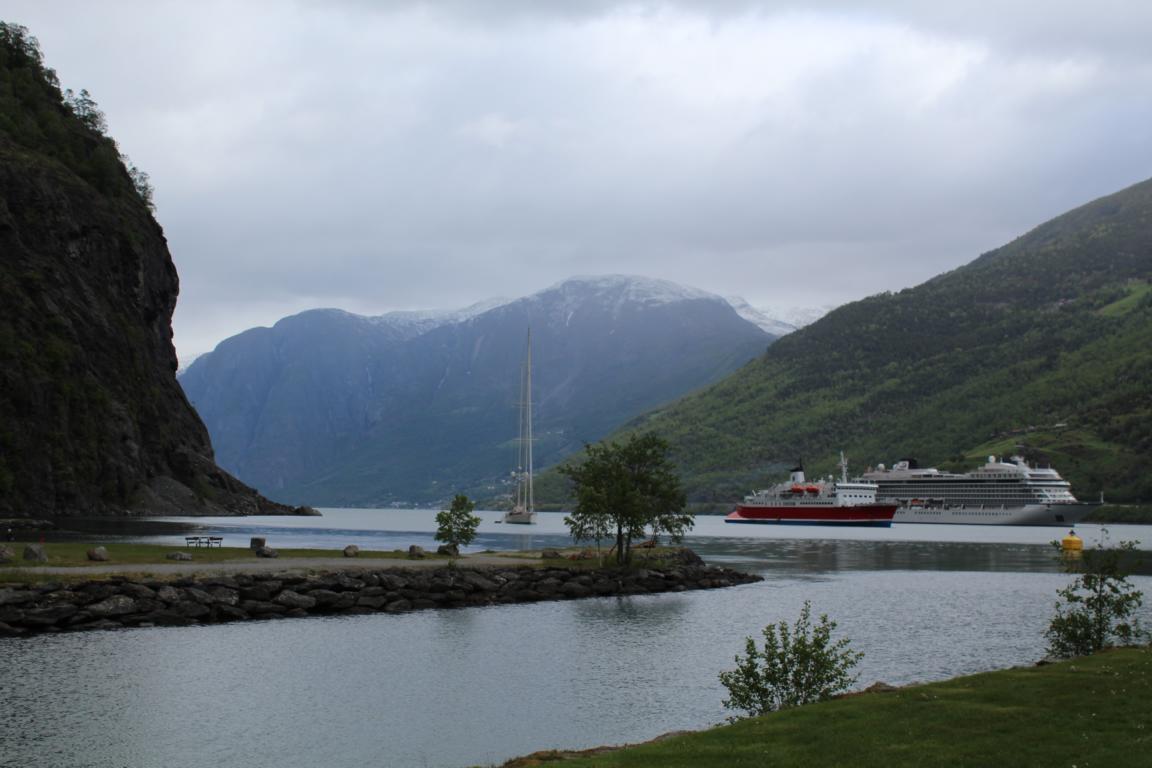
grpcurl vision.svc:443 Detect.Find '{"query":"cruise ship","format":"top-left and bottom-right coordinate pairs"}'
top-left (861, 455), bottom-right (1096, 526)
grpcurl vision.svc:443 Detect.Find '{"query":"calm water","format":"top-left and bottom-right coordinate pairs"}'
top-left (2, 512), bottom-right (1150, 768)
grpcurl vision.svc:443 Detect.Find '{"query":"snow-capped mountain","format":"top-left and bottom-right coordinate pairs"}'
top-left (179, 275), bottom-right (780, 506)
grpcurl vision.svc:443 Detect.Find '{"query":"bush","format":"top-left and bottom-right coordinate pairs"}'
top-left (435, 494), bottom-right (481, 555)
top-left (719, 601), bottom-right (862, 718)
top-left (1046, 531), bottom-right (1146, 659)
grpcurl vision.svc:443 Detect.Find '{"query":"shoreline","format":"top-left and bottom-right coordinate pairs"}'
top-left (0, 556), bottom-right (762, 638)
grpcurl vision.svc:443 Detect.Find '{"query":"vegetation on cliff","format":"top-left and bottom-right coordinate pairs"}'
top-left (593, 178), bottom-right (1152, 506)
top-left (0, 22), bottom-right (287, 516)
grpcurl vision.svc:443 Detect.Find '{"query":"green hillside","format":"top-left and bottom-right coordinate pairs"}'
top-left (585, 178), bottom-right (1152, 507)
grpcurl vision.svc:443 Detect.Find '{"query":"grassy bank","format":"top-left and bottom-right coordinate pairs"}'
top-left (495, 646), bottom-right (1152, 767)
top-left (0, 541), bottom-right (440, 575)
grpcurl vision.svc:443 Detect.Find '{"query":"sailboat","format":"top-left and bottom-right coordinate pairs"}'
top-left (503, 329), bottom-right (537, 525)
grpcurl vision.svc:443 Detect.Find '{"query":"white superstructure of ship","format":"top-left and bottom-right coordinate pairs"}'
top-left (861, 455), bottom-right (1096, 526)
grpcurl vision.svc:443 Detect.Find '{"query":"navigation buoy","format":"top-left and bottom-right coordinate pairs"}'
top-left (1061, 530), bottom-right (1083, 557)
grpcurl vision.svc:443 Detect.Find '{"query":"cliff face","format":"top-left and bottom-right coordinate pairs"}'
top-left (0, 23), bottom-right (289, 516)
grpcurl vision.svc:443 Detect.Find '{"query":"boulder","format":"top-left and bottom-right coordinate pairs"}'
top-left (0, 545), bottom-right (14, 563)
top-left (249, 537), bottom-right (266, 550)
top-left (436, 544), bottom-right (459, 557)
top-left (87, 595), bottom-right (138, 618)
top-left (166, 552), bottom-right (193, 561)
top-left (408, 545), bottom-right (425, 559)
top-left (541, 548), bottom-right (563, 559)
top-left (273, 590), bottom-right (317, 610)
top-left (343, 545), bottom-right (360, 558)
top-left (86, 546), bottom-right (109, 562)
top-left (255, 546), bottom-right (279, 558)
top-left (0, 589), bottom-right (35, 607)
top-left (23, 544), bottom-right (47, 562)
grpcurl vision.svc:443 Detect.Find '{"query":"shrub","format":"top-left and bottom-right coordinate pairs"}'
top-left (1046, 531), bottom-right (1145, 659)
top-left (719, 601), bottom-right (862, 718)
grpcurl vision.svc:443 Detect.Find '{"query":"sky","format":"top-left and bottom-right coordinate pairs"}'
top-left (6, 1), bottom-right (1152, 363)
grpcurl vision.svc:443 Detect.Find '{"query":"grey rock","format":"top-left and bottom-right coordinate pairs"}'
top-left (23, 544), bottom-right (47, 562)
top-left (184, 587), bottom-right (215, 605)
top-left (208, 587), bottom-right (240, 606)
top-left (118, 583), bottom-right (157, 600)
top-left (169, 601), bottom-right (211, 619)
top-left (436, 544), bottom-right (459, 557)
top-left (541, 549), bottom-right (563, 559)
top-left (240, 600), bottom-right (287, 615)
top-left (249, 537), bottom-right (267, 550)
top-left (408, 545), bottom-right (425, 559)
top-left (378, 575), bottom-right (407, 590)
top-left (0, 545), bottom-right (14, 564)
top-left (0, 589), bottom-right (35, 606)
top-left (0, 621), bottom-right (25, 636)
top-left (560, 582), bottom-right (593, 598)
top-left (342, 545), bottom-right (360, 557)
top-left (384, 599), bottom-right (412, 612)
top-left (357, 595), bottom-right (389, 609)
top-left (166, 552), bottom-right (193, 561)
top-left (215, 604), bottom-right (250, 622)
top-left (86, 546), bottom-right (109, 562)
top-left (156, 585), bottom-right (181, 603)
top-left (273, 590), bottom-right (316, 610)
top-left (255, 546), bottom-right (278, 558)
top-left (87, 596), bottom-right (138, 618)
top-left (22, 604), bottom-right (80, 626)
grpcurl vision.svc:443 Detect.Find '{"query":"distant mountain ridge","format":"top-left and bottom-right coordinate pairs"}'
top-left (607, 177), bottom-right (1152, 505)
top-left (179, 275), bottom-right (779, 505)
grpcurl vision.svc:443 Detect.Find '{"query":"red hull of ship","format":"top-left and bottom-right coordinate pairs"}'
top-left (725, 503), bottom-right (897, 527)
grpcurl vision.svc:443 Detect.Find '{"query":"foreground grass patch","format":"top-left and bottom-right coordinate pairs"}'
top-left (0, 541), bottom-right (437, 571)
top-left (507, 647), bottom-right (1152, 768)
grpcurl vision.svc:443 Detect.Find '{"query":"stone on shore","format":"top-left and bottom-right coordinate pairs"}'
top-left (255, 547), bottom-right (279, 559)
top-left (249, 537), bottom-right (266, 550)
top-left (86, 546), bottom-right (109, 562)
top-left (436, 544), bottom-right (458, 557)
top-left (408, 545), bottom-right (425, 559)
top-left (343, 545), bottom-right (360, 558)
top-left (166, 552), bottom-right (193, 561)
top-left (0, 545), bottom-right (14, 564)
top-left (23, 544), bottom-right (47, 562)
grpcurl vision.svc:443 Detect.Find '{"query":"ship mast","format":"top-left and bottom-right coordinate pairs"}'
top-left (522, 328), bottom-right (534, 514)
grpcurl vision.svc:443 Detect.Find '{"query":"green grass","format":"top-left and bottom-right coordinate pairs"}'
top-left (496, 647), bottom-right (1152, 767)
top-left (1088, 504), bottom-right (1152, 524)
top-left (0, 541), bottom-right (442, 571)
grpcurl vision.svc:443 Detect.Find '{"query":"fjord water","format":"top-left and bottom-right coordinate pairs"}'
top-left (3, 513), bottom-right (1150, 768)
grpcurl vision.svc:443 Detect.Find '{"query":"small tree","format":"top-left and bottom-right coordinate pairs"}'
top-left (719, 601), bottom-right (862, 719)
top-left (435, 494), bottom-right (481, 559)
top-left (560, 434), bottom-right (690, 565)
top-left (1046, 531), bottom-right (1145, 659)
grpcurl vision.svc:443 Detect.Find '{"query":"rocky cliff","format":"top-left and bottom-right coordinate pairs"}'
top-left (0, 22), bottom-right (291, 517)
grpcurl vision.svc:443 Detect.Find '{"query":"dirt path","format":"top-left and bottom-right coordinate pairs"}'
top-left (5, 553), bottom-right (533, 579)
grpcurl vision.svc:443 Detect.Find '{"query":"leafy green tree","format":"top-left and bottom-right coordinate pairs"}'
top-left (1046, 532), bottom-right (1146, 659)
top-left (719, 601), bottom-right (863, 719)
top-left (560, 434), bottom-right (690, 565)
top-left (435, 494), bottom-right (481, 557)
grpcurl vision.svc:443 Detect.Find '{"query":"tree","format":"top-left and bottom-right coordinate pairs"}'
top-left (435, 494), bottom-right (481, 558)
top-left (1046, 531), bottom-right (1145, 659)
top-left (560, 433), bottom-right (691, 565)
top-left (719, 601), bottom-right (862, 719)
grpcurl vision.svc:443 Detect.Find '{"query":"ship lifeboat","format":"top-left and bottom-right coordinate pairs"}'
top-left (805, 485), bottom-right (820, 494)
top-left (790, 484), bottom-right (805, 494)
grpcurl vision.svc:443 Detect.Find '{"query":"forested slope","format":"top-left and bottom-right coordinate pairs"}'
top-left (610, 177), bottom-right (1152, 505)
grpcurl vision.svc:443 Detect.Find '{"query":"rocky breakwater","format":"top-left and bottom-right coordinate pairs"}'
top-left (0, 559), bottom-right (762, 638)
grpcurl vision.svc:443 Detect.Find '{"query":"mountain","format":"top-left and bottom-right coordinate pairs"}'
top-left (179, 275), bottom-right (777, 505)
top-left (612, 178), bottom-right (1152, 506)
top-left (724, 297), bottom-right (798, 336)
top-left (0, 23), bottom-right (293, 517)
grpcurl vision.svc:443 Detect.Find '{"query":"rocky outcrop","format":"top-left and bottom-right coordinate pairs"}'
top-left (0, 25), bottom-right (293, 517)
top-left (0, 563), bottom-right (762, 637)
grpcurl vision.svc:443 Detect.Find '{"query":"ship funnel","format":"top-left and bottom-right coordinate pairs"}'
top-left (789, 466), bottom-right (806, 483)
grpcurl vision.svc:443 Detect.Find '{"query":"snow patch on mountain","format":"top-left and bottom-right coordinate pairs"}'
top-left (724, 297), bottom-right (797, 337)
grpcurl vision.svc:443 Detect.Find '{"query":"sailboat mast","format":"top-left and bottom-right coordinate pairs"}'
top-left (525, 328), bottom-right (534, 513)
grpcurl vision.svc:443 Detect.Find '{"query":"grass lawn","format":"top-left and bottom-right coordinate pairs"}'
top-left (500, 646), bottom-right (1152, 768)
top-left (0, 541), bottom-right (443, 581)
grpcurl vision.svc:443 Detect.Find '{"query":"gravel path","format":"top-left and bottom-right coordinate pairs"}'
top-left (4, 553), bottom-right (533, 579)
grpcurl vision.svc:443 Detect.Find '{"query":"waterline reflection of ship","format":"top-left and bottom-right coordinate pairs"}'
top-left (503, 329), bottom-right (536, 525)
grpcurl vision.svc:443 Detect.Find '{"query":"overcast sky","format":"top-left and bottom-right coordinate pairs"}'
top-left (8, 1), bottom-right (1152, 362)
